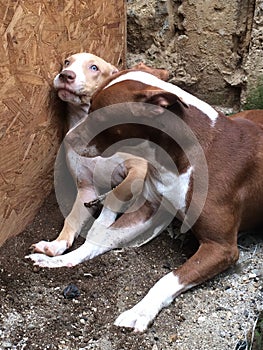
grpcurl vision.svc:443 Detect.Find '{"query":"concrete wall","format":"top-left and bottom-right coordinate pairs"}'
top-left (127, 0), bottom-right (263, 110)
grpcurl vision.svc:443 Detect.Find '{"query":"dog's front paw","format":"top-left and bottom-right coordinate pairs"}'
top-left (25, 253), bottom-right (73, 268)
top-left (30, 240), bottom-right (68, 257)
top-left (114, 307), bottom-right (153, 332)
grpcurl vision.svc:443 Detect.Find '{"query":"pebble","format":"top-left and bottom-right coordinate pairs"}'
top-left (169, 333), bottom-right (178, 342)
top-left (226, 312), bottom-right (232, 320)
top-left (219, 331), bottom-right (226, 338)
top-left (2, 341), bottom-right (13, 348)
top-left (197, 316), bottom-right (207, 323)
top-left (80, 318), bottom-right (86, 325)
top-left (27, 323), bottom-right (35, 330)
top-left (33, 266), bottom-right (41, 273)
top-left (63, 283), bottom-right (80, 299)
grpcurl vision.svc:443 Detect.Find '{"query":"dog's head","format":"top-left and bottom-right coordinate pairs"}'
top-left (53, 53), bottom-right (118, 105)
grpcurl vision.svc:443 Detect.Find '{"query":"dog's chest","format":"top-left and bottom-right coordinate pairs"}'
top-left (146, 166), bottom-right (193, 212)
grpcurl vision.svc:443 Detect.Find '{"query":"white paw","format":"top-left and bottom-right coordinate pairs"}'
top-left (30, 240), bottom-right (68, 256)
top-left (25, 253), bottom-right (73, 268)
top-left (114, 307), bottom-right (154, 332)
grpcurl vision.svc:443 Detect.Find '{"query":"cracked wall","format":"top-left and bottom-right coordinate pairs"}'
top-left (127, 0), bottom-right (262, 110)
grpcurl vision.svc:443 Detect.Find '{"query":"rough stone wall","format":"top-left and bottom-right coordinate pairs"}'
top-left (127, 0), bottom-right (262, 110)
top-left (243, 0), bottom-right (263, 103)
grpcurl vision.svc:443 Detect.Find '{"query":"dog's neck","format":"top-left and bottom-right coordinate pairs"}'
top-left (67, 103), bottom-right (91, 131)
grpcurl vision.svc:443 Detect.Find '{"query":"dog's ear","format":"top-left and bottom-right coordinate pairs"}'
top-left (135, 89), bottom-right (189, 115)
top-left (131, 62), bottom-right (169, 81)
top-left (130, 89), bottom-right (188, 117)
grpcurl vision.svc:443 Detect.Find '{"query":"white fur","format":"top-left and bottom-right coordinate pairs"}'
top-left (25, 206), bottom-right (169, 268)
top-left (114, 272), bottom-right (185, 332)
top-left (53, 53), bottom-right (98, 98)
top-left (26, 240), bottom-right (107, 268)
top-left (105, 71), bottom-right (219, 126)
top-left (26, 207), bottom-right (117, 268)
top-left (154, 165), bottom-right (193, 214)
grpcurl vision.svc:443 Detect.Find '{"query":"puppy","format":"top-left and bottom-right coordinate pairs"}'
top-left (29, 54), bottom-right (170, 257)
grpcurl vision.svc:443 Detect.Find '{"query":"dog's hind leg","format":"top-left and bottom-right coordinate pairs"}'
top-left (114, 214), bottom-right (240, 332)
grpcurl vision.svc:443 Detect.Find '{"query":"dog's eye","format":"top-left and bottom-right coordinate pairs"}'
top-left (64, 60), bottom-right (70, 67)
top-left (90, 65), bottom-right (98, 71)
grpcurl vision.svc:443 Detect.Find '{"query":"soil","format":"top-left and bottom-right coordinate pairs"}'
top-left (0, 192), bottom-right (262, 350)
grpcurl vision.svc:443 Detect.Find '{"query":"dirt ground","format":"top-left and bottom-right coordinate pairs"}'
top-left (0, 192), bottom-right (262, 350)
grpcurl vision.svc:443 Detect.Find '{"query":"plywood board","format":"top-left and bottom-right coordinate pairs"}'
top-left (0, 0), bottom-right (126, 246)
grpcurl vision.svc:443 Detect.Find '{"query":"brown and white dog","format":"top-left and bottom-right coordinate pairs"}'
top-left (27, 69), bottom-right (263, 331)
top-left (91, 78), bottom-right (263, 331)
top-left (28, 53), bottom-right (118, 257)
top-left (28, 54), bottom-right (170, 258)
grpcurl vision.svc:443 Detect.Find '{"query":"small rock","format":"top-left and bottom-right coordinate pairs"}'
top-left (33, 265), bottom-right (41, 273)
top-left (27, 324), bottom-right (35, 330)
top-left (226, 311), bottom-right (232, 320)
top-left (2, 341), bottom-right (13, 348)
top-left (80, 318), bottom-right (86, 325)
top-left (197, 316), bottom-right (207, 323)
top-left (63, 283), bottom-right (80, 299)
top-left (219, 331), bottom-right (226, 338)
top-left (169, 333), bottom-right (177, 342)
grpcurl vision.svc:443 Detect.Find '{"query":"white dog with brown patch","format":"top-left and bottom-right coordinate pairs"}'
top-left (28, 53), bottom-right (169, 258)
top-left (30, 53), bottom-right (118, 257)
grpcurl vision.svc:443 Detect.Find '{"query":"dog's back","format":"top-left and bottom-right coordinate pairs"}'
top-left (228, 110), bottom-right (263, 229)
top-left (231, 109), bottom-right (263, 126)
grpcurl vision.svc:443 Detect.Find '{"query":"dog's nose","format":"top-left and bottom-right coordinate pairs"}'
top-left (59, 70), bottom-right (76, 83)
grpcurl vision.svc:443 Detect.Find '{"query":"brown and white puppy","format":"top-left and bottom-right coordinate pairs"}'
top-left (29, 54), bottom-right (170, 258)
top-left (29, 53), bottom-right (118, 257)
top-left (28, 71), bottom-right (263, 332)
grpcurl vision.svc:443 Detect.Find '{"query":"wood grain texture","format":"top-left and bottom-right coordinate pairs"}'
top-left (0, 0), bottom-right (126, 246)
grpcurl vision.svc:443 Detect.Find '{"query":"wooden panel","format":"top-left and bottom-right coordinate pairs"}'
top-left (0, 0), bottom-right (126, 246)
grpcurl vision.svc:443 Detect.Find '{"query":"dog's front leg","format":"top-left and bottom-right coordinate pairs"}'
top-left (115, 239), bottom-right (239, 332)
top-left (25, 201), bottom-right (168, 268)
top-left (26, 206), bottom-right (118, 268)
top-left (29, 187), bottom-right (97, 257)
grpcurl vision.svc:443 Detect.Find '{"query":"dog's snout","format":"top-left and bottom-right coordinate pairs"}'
top-left (59, 70), bottom-right (76, 83)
